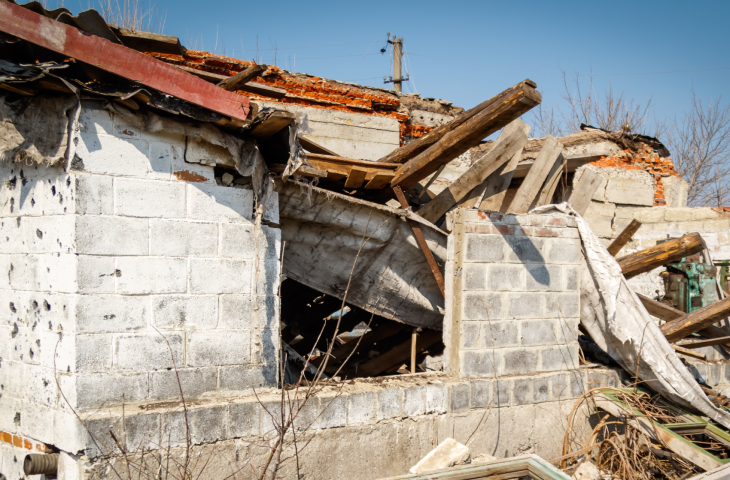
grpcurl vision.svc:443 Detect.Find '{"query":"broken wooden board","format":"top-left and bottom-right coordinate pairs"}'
top-left (354, 329), bottom-right (441, 377)
top-left (661, 296), bottom-right (730, 343)
top-left (676, 336), bottom-right (730, 349)
top-left (606, 219), bottom-right (642, 256)
top-left (477, 146), bottom-right (524, 212)
top-left (269, 164), bottom-right (327, 178)
top-left (568, 168), bottom-right (604, 216)
top-left (113, 28), bottom-right (185, 55)
top-left (276, 179), bottom-right (447, 329)
top-left (390, 81), bottom-right (542, 190)
top-left (506, 136), bottom-right (563, 214)
top-left (417, 119), bottom-right (530, 223)
top-left (298, 135), bottom-right (339, 156)
top-left (306, 153), bottom-right (399, 187)
top-left (217, 64), bottom-right (268, 91)
top-left (534, 153), bottom-right (566, 207)
top-left (344, 167), bottom-right (368, 188)
top-left (672, 345), bottom-right (706, 360)
top-left (175, 64), bottom-right (287, 99)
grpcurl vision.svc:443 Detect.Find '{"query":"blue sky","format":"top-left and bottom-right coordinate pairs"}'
top-left (68, 0), bottom-right (730, 132)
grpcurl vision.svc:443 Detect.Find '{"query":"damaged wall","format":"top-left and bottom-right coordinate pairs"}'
top-left (0, 101), bottom-right (282, 462)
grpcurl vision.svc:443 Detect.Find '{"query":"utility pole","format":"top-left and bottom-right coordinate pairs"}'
top-left (384, 34), bottom-right (408, 93)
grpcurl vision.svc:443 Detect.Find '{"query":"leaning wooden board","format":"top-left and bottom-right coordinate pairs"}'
top-left (306, 153), bottom-right (399, 188)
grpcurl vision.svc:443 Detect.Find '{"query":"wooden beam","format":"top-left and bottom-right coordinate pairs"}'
top-left (476, 146), bottom-right (524, 212)
top-left (505, 136), bottom-right (563, 214)
top-left (417, 119), bottom-right (530, 223)
top-left (390, 82), bottom-right (542, 190)
top-left (217, 64), bottom-right (268, 91)
top-left (364, 172), bottom-right (395, 190)
top-left (269, 164), bottom-right (327, 178)
top-left (568, 168), bottom-right (604, 216)
top-left (672, 345), bottom-right (706, 360)
top-left (250, 111), bottom-right (296, 139)
top-left (326, 169), bottom-right (347, 181)
top-left (298, 136), bottom-right (339, 156)
top-left (0, 1), bottom-right (250, 122)
top-left (661, 296), bottom-right (730, 342)
top-left (305, 153), bottom-right (398, 184)
top-left (618, 232), bottom-right (705, 280)
top-left (113, 28), bottom-right (184, 55)
top-left (355, 329), bottom-right (441, 377)
top-left (376, 80), bottom-right (538, 165)
top-left (607, 220), bottom-right (642, 256)
top-left (344, 167), bottom-right (368, 188)
top-left (676, 336), bottom-right (730, 349)
top-left (237, 82), bottom-right (287, 99)
top-left (394, 186), bottom-right (446, 297)
top-left (534, 153), bottom-right (566, 207)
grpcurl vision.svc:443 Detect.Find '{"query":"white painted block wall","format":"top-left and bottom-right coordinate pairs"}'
top-left (0, 101), bottom-right (281, 457)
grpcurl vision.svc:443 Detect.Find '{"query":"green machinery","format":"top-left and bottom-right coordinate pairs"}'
top-left (661, 257), bottom-right (719, 313)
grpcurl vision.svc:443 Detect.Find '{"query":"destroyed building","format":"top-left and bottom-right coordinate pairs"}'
top-left (3, 2), bottom-right (730, 479)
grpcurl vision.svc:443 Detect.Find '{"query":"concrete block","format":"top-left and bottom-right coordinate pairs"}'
top-left (504, 236), bottom-right (545, 263)
top-left (255, 259), bottom-right (281, 295)
top-left (189, 258), bottom-right (252, 294)
top-left (403, 385), bottom-right (426, 417)
top-left (188, 184), bottom-right (253, 224)
top-left (570, 371), bottom-right (587, 398)
top-left (218, 295), bottom-right (256, 329)
top-left (461, 351), bottom-right (500, 378)
top-left (75, 255), bottom-right (116, 293)
top-left (639, 207), bottom-right (667, 223)
top-left (541, 345), bottom-right (579, 372)
top-left (314, 395), bottom-right (347, 428)
top-left (664, 208), bottom-right (692, 222)
top-left (704, 218), bottom-right (730, 233)
top-left (149, 367), bottom-right (218, 401)
top-left (20, 400), bottom-right (54, 443)
top-left (73, 174), bottom-right (113, 214)
top-left (75, 373), bottom-right (148, 409)
top-left (116, 257), bottom-right (187, 294)
top-left (520, 319), bottom-right (557, 346)
top-left (603, 168), bottom-right (656, 206)
top-left (260, 328), bottom-right (279, 364)
top-left (75, 334), bottom-right (113, 373)
top-left (347, 391), bottom-right (375, 425)
top-left (481, 321), bottom-right (518, 348)
top-left (377, 387), bottom-right (401, 420)
top-left (151, 295), bottom-right (218, 329)
top-left (507, 293), bottom-right (543, 319)
top-left (115, 332), bottom-right (184, 371)
top-left (463, 293), bottom-right (502, 320)
top-left (494, 379), bottom-right (511, 407)
top-left (426, 383), bottom-right (447, 414)
top-left (460, 322), bottom-right (481, 349)
top-left (75, 216), bottom-right (149, 255)
top-left (220, 223), bottom-right (255, 259)
top-left (533, 376), bottom-right (549, 403)
top-left (25, 364), bottom-right (58, 407)
top-left (550, 373), bottom-right (570, 401)
top-left (663, 176), bottom-right (688, 208)
top-left (19, 216), bottom-right (75, 254)
top-left (564, 266), bottom-right (579, 291)
top-left (83, 415), bottom-right (124, 457)
top-left (256, 225), bottom-right (281, 260)
top-left (463, 263), bottom-right (486, 291)
top-left (449, 383), bottom-right (470, 413)
top-left (185, 136), bottom-right (234, 166)
top-left (513, 378), bottom-right (532, 405)
top-left (409, 438), bottom-right (470, 474)
top-left (115, 177), bottom-right (186, 218)
top-left (502, 348), bottom-right (538, 375)
top-left (75, 132), bottom-right (150, 177)
top-left (584, 214), bottom-right (614, 238)
top-left (229, 401), bottom-right (261, 437)
top-left (585, 201), bottom-right (616, 218)
top-left (74, 294), bottom-right (148, 333)
top-left (525, 265), bottom-right (562, 291)
top-left (219, 365), bottom-right (276, 391)
top-left (171, 145), bottom-right (216, 185)
top-left (486, 264), bottom-right (525, 291)
top-left (465, 235), bottom-right (505, 262)
top-left (150, 219), bottom-right (218, 257)
top-left (469, 379), bottom-right (491, 409)
top-left (124, 413), bottom-right (161, 451)
top-left (547, 239), bottom-right (582, 265)
top-left (147, 141), bottom-right (173, 180)
top-left (187, 329), bottom-right (251, 366)
top-left (545, 293), bottom-right (580, 318)
top-left (189, 405), bottom-right (228, 444)
top-left (557, 318), bottom-right (580, 344)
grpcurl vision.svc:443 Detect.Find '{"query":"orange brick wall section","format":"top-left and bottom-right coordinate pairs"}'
top-left (588, 145), bottom-right (679, 206)
top-left (1, 431), bottom-right (49, 452)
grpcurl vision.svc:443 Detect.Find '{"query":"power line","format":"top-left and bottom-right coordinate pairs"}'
top-left (296, 53), bottom-right (383, 60)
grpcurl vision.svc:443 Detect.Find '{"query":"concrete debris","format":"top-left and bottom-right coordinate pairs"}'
top-left (471, 453), bottom-right (497, 463)
top-left (409, 438), bottom-right (471, 474)
top-left (221, 172), bottom-right (234, 186)
top-left (571, 461), bottom-right (601, 480)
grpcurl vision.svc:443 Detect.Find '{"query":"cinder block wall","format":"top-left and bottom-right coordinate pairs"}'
top-left (445, 209), bottom-right (582, 379)
top-left (0, 102), bottom-right (281, 453)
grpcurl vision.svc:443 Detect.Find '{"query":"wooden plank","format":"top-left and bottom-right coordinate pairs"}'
top-left (568, 168), bottom-right (604, 216)
top-left (477, 146), bottom-right (524, 211)
top-left (354, 329), bottom-right (441, 377)
top-left (672, 345), bottom-right (707, 360)
top-left (217, 64), bottom-right (268, 91)
top-left (376, 80), bottom-right (537, 165)
top-left (326, 169), bottom-right (347, 181)
top-left (237, 81), bottom-right (287, 99)
top-left (534, 153), bottom-right (566, 207)
top-left (298, 136), bottom-right (339, 156)
top-left (594, 393), bottom-right (722, 472)
top-left (113, 28), bottom-right (184, 55)
top-left (0, 1), bottom-right (250, 122)
top-left (394, 186), bottom-right (446, 297)
top-left (250, 111), bottom-right (296, 139)
top-left (364, 172), bottom-right (395, 189)
top-left (607, 219), bottom-right (642, 256)
top-left (661, 296), bottom-right (730, 342)
top-left (618, 232), bottom-right (705, 280)
top-left (390, 82), bottom-right (542, 190)
top-left (417, 119), bottom-right (530, 223)
top-left (269, 164), bottom-right (327, 178)
top-left (344, 167), bottom-right (368, 188)
top-left (505, 136), bottom-right (563, 214)
top-left (676, 336), bottom-right (730, 349)
top-left (304, 154), bottom-right (399, 183)
top-left (319, 322), bottom-right (406, 372)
